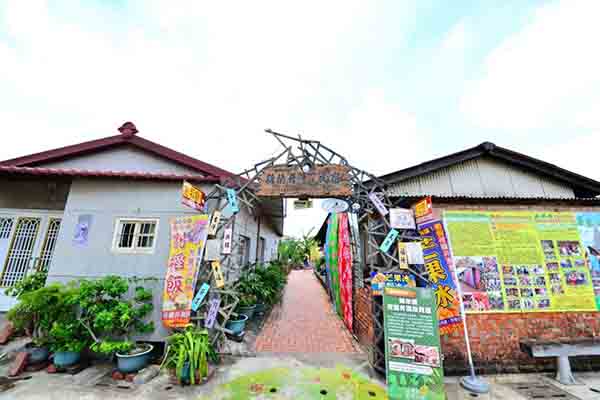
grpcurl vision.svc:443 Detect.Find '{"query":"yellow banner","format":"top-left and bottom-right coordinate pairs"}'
top-left (162, 215), bottom-right (210, 328)
top-left (444, 210), bottom-right (597, 313)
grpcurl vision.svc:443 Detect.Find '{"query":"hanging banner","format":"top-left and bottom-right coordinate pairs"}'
top-left (372, 271), bottom-right (416, 296)
top-left (162, 215), bottom-right (210, 328)
top-left (338, 213), bottom-right (353, 331)
top-left (380, 229), bottom-right (399, 253)
top-left (182, 181), bottom-right (206, 211)
top-left (208, 211), bottom-right (221, 236)
top-left (349, 212), bottom-right (364, 288)
top-left (397, 243), bottom-right (409, 270)
top-left (444, 210), bottom-right (598, 313)
top-left (368, 193), bottom-right (389, 217)
top-left (222, 225), bottom-right (233, 255)
top-left (205, 296), bottom-right (221, 329)
top-left (390, 208), bottom-right (416, 230)
top-left (384, 286), bottom-right (445, 400)
top-left (191, 283), bottom-right (210, 312)
top-left (418, 220), bottom-right (462, 334)
top-left (211, 260), bottom-right (225, 288)
top-left (414, 196), bottom-right (433, 224)
top-left (406, 242), bottom-right (425, 265)
top-left (326, 213), bottom-right (341, 314)
top-left (226, 189), bottom-right (239, 214)
top-left (257, 165), bottom-right (352, 198)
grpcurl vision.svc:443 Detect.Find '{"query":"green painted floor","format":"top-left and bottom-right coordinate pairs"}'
top-left (199, 365), bottom-right (388, 399)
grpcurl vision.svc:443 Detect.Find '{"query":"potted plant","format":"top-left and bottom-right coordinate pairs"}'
top-left (236, 293), bottom-right (258, 319)
top-left (7, 282), bottom-right (74, 364)
top-left (76, 276), bottom-right (155, 373)
top-left (161, 326), bottom-right (218, 385)
top-left (48, 320), bottom-right (89, 367)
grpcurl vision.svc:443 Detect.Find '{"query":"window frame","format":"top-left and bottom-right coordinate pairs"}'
top-left (111, 217), bottom-right (160, 254)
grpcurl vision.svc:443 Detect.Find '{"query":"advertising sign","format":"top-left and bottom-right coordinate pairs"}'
top-left (212, 260), bottom-right (225, 288)
top-left (390, 208), bottom-right (416, 230)
top-left (419, 220), bottom-right (462, 334)
top-left (371, 271), bottom-right (415, 296)
top-left (162, 215), bottom-right (209, 328)
top-left (444, 210), bottom-right (598, 313)
top-left (369, 193), bottom-right (389, 217)
top-left (222, 225), bottom-right (233, 255)
top-left (208, 211), bottom-right (221, 236)
top-left (414, 197), bottom-right (433, 224)
top-left (257, 165), bottom-right (352, 198)
top-left (226, 189), bottom-right (239, 214)
top-left (397, 243), bottom-right (409, 270)
top-left (191, 283), bottom-right (210, 312)
top-left (380, 229), bottom-right (399, 253)
top-left (182, 181), bottom-right (206, 211)
top-left (384, 286), bottom-right (445, 400)
top-left (205, 296), bottom-right (221, 329)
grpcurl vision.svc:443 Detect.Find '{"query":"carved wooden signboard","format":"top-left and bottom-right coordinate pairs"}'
top-left (257, 165), bottom-right (352, 198)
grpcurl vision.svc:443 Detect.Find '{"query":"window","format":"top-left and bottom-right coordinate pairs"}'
top-left (237, 235), bottom-right (250, 266)
top-left (112, 218), bottom-right (159, 253)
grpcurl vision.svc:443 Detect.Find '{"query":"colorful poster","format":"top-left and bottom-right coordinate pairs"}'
top-left (371, 271), bottom-right (415, 296)
top-left (576, 212), bottom-right (600, 308)
top-left (418, 220), bottom-right (461, 334)
top-left (384, 286), bottom-right (445, 400)
top-left (162, 215), bottom-right (210, 328)
top-left (73, 214), bottom-right (92, 246)
top-left (338, 213), bottom-right (353, 331)
top-left (444, 210), bottom-right (597, 313)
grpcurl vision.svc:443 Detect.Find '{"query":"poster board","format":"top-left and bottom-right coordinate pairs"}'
top-left (181, 181), bottom-right (206, 211)
top-left (162, 215), bottom-right (209, 327)
top-left (384, 286), bottom-right (444, 400)
top-left (444, 210), bottom-right (599, 313)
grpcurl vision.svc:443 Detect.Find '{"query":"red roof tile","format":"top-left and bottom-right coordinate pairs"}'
top-left (0, 122), bottom-right (236, 180)
top-left (0, 166), bottom-right (219, 183)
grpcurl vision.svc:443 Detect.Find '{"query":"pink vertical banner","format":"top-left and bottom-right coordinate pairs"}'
top-left (338, 213), bottom-right (353, 332)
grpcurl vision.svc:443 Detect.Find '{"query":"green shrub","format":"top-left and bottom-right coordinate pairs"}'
top-left (5, 270), bottom-right (48, 299)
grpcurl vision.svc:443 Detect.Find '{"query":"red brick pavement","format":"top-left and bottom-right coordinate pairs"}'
top-left (254, 269), bottom-right (362, 353)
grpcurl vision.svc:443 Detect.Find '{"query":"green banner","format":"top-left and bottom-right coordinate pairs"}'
top-left (384, 286), bottom-right (445, 400)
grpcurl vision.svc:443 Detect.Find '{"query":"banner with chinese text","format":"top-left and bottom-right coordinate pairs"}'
top-left (162, 215), bottom-right (210, 327)
top-left (384, 286), bottom-right (445, 400)
top-left (444, 210), bottom-right (597, 313)
top-left (418, 220), bottom-right (461, 334)
top-left (338, 212), bottom-right (353, 331)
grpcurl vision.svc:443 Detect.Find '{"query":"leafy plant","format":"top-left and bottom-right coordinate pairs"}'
top-left (238, 293), bottom-right (257, 308)
top-left (48, 320), bottom-right (89, 353)
top-left (6, 270), bottom-right (48, 299)
top-left (7, 283), bottom-right (81, 347)
top-left (161, 326), bottom-right (218, 385)
top-left (76, 275), bottom-right (154, 355)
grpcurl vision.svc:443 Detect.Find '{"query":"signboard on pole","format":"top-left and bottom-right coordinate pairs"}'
top-left (257, 165), bottom-right (352, 198)
top-left (390, 208), bottom-right (416, 230)
top-left (182, 181), bottom-right (206, 211)
top-left (384, 286), bottom-right (445, 400)
top-left (222, 225), bottom-right (233, 255)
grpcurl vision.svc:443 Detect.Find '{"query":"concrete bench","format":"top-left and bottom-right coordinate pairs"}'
top-left (520, 337), bottom-right (600, 385)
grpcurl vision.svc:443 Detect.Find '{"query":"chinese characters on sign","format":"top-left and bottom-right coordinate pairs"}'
top-left (397, 243), bottom-right (409, 270)
top-left (181, 181), bottom-right (206, 211)
top-left (226, 189), bottom-right (239, 214)
top-left (205, 296), bottom-right (221, 329)
top-left (162, 215), bottom-right (209, 328)
top-left (380, 229), bottom-right (399, 253)
top-left (369, 193), bottom-right (389, 217)
top-left (414, 196), bottom-right (433, 224)
top-left (390, 208), bottom-right (416, 230)
top-left (191, 283), bottom-right (210, 312)
top-left (383, 286), bottom-right (445, 400)
top-left (212, 260), bottom-right (225, 288)
top-left (371, 271), bottom-right (415, 296)
top-left (208, 211), bottom-right (221, 236)
top-left (257, 165), bottom-right (352, 197)
top-left (418, 220), bottom-right (461, 334)
top-left (222, 225), bottom-right (233, 255)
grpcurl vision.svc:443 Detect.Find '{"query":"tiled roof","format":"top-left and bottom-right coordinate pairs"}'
top-left (0, 166), bottom-right (218, 182)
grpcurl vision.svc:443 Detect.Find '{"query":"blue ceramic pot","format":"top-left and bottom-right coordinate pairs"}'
top-left (116, 344), bottom-right (154, 373)
top-left (225, 314), bottom-right (248, 335)
top-left (54, 351), bottom-right (81, 367)
top-left (254, 303), bottom-right (266, 315)
top-left (26, 346), bottom-right (49, 363)
top-left (237, 304), bottom-right (256, 319)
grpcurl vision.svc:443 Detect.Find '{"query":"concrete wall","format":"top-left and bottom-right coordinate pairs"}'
top-left (38, 145), bottom-right (200, 175)
top-left (47, 178), bottom-right (281, 340)
top-left (0, 178), bottom-right (70, 210)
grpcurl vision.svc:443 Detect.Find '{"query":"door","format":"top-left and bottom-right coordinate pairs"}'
top-left (0, 215), bottom-right (62, 311)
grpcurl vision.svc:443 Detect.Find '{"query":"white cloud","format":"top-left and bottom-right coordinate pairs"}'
top-left (536, 131), bottom-right (600, 181)
top-left (460, 0), bottom-right (600, 131)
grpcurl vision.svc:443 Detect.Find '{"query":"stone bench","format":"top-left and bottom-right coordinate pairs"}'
top-left (520, 337), bottom-right (600, 385)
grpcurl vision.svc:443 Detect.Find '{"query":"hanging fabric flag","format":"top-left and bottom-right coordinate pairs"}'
top-left (338, 212), bottom-right (353, 331)
top-left (326, 213), bottom-right (342, 315)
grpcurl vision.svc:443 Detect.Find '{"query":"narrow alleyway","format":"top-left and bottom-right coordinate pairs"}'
top-left (254, 269), bottom-right (362, 353)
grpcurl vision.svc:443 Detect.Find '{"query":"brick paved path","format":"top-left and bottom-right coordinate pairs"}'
top-left (254, 269), bottom-right (362, 353)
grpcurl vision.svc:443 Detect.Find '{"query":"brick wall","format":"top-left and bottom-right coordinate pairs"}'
top-left (356, 199), bottom-right (600, 374)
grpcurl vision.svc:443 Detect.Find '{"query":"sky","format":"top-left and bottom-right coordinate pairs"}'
top-left (1, 0), bottom-right (600, 237)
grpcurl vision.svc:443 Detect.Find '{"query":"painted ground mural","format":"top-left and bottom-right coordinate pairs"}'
top-left (444, 211), bottom-right (600, 313)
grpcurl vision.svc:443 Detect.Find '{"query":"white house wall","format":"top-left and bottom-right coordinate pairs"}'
top-left (47, 178), bottom-right (281, 340)
top-left (38, 146), bottom-right (201, 176)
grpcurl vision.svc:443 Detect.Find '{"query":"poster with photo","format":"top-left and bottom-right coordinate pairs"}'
top-left (444, 210), bottom-right (597, 313)
top-left (576, 212), bottom-right (600, 309)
